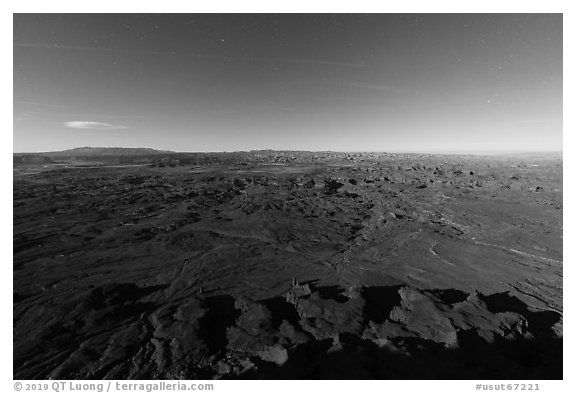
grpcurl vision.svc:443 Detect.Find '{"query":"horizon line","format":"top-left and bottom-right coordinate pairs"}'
top-left (13, 146), bottom-right (563, 156)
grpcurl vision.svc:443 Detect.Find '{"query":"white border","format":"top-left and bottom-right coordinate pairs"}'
top-left (4, 2), bottom-right (572, 392)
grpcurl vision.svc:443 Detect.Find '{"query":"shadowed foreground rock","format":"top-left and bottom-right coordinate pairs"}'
top-left (14, 281), bottom-right (561, 379)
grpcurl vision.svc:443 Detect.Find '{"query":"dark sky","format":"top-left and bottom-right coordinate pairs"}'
top-left (13, 14), bottom-right (562, 153)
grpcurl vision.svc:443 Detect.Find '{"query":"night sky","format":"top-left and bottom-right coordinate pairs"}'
top-left (13, 14), bottom-right (562, 153)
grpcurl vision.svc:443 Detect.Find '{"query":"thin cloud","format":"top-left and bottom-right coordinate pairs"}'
top-left (347, 83), bottom-right (395, 91)
top-left (260, 57), bottom-right (365, 68)
top-left (14, 42), bottom-right (364, 68)
top-left (14, 42), bottom-right (160, 55)
top-left (24, 111), bottom-right (137, 119)
top-left (14, 100), bottom-right (71, 108)
top-left (64, 121), bottom-right (128, 130)
top-left (346, 82), bottom-right (417, 94)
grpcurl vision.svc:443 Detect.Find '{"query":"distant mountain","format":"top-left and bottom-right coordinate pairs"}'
top-left (13, 154), bottom-right (56, 165)
top-left (13, 147), bottom-right (176, 166)
top-left (33, 147), bottom-right (174, 157)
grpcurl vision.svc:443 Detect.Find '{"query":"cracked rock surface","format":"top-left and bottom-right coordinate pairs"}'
top-left (14, 151), bottom-right (562, 379)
